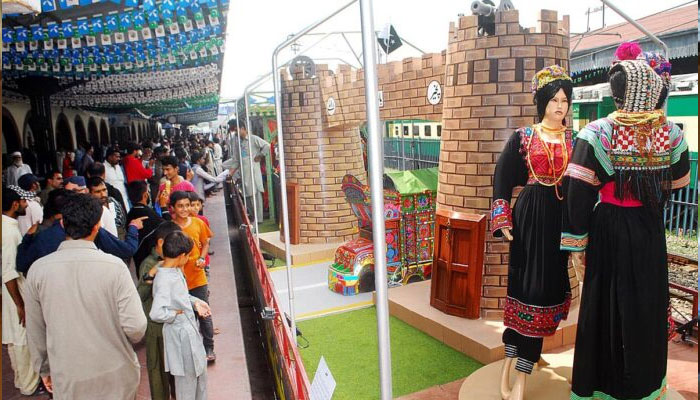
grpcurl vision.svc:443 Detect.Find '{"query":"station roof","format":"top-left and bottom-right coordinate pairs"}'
top-left (569, 3), bottom-right (698, 74)
top-left (1, 0), bottom-right (229, 124)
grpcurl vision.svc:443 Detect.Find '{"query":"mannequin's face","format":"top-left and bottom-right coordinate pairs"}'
top-left (544, 89), bottom-right (569, 124)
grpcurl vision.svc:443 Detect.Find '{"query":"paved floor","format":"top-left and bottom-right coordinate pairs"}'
top-left (2, 191), bottom-right (251, 400)
top-left (269, 261), bottom-right (374, 321)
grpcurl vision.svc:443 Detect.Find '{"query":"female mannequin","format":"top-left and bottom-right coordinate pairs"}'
top-left (491, 65), bottom-right (574, 400)
top-left (564, 54), bottom-right (689, 399)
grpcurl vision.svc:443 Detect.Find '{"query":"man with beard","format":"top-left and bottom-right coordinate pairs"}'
top-left (87, 176), bottom-right (119, 237)
top-left (2, 186), bottom-right (42, 396)
top-left (4, 152), bottom-right (33, 187)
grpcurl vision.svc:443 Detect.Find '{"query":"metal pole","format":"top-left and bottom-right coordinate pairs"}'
top-left (272, 0), bottom-right (360, 343)
top-left (360, 0), bottom-right (392, 397)
top-left (341, 32), bottom-right (364, 67)
top-left (234, 101), bottom-right (247, 210)
top-left (244, 92), bottom-right (260, 239)
top-left (600, 0), bottom-right (669, 59)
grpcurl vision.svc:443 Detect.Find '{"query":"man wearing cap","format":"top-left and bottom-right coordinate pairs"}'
top-left (104, 147), bottom-right (131, 213)
top-left (4, 151), bottom-right (33, 187)
top-left (64, 176), bottom-right (88, 193)
top-left (2, 186), bottom-right (42, 396)
top-left (17, 174), bottom-right (44, 236)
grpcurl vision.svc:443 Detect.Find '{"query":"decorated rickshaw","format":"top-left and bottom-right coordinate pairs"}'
top-left (328, 167), bottom-right (438, 295)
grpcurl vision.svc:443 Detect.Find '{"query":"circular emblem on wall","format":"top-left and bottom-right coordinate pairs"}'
top-left (326, 97), bottom-right (336, 115)
top-left (167, 115), bottom-right (177, 124)
top-left (427, 80), bottom-right (442, 105)
top-left (289, 55), bottom-right (316, 78)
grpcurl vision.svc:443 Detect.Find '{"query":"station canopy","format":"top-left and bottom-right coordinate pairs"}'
top-left (2, 0), bottom-right (229, 124)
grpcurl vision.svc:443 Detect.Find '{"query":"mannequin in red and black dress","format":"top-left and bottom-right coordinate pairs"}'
top-left (490, 66), bottom-right (574, 400)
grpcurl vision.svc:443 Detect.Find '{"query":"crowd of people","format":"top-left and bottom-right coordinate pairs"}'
top-left (2, 119), bottom-right (269, 399)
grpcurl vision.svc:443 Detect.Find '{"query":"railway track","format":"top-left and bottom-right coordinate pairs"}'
top-left (667, 252), bottom-right (698, 345)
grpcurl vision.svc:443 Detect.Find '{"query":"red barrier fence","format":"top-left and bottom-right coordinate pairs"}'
top-left (236, 193), bottom-right (311, 399)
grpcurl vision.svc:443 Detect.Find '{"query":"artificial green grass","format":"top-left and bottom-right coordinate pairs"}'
top-left (258, 218), bottom-right (279, 234)
top-left (297, 307), bottom-right (482, 399)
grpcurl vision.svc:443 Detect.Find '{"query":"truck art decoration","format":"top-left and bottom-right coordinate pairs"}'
top-left (328, 167), bottom-right (439, 295)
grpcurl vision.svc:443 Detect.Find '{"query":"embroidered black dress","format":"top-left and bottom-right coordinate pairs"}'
top-left (491, 126), bottom-right (572, 372)
top-left (563, 118), bottom-right (689, 400)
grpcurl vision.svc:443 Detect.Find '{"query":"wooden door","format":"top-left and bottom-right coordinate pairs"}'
top-left (430, 209), bottom-right (486, 319)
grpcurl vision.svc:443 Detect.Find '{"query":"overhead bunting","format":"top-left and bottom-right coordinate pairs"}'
top-left (2, 0), bottom-right (228, 125)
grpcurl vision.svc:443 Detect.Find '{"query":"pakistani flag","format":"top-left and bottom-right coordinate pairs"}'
top-left (377, 24), bottom-right (402, 54)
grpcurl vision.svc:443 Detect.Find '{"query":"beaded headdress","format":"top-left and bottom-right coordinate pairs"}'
top-left (530, 65), bottom-right (572, 95)
top-left (609, 60), bottom-right (664, 112)
top-left (641, 51), bottom-right (672, 87)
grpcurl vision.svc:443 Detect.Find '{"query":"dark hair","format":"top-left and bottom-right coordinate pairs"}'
top-left (213, 138), bottom-right (220, 144)
top-left (43, 189), bottom-right (74, 219)
top-left (161, 155), bottom-right (179, 169)
top-left (188, 192), bottom-right (202, 203)
top-left (190, 151), bottom-right (203, 164)
top-left (154, 146), bottom-right (168, 155)
top-left (127, 142), bottom-right (142, 154)
top-left (162, 231), bottom-right (194, 258)
top-left (655, 86), bottom-right (668, 109)
top-left (2, 187), bottom-right (21, 212)
top-left (237, 119), bottom-right (247, 131)
top-left (86, 176), bottom-right (105, 191)
top-left (154, 220), bottom-right (181, 241)
top-left (62, 193), bottom-right (103, 239)
top-left (174, 148), bottom-right (187, 161)
top-left (169, 190), bottom-right (190, 207)
top-left (534, 79), bottom-right (573, 123)
top-left (45, 169), bottom-right (62, 180)
top-left (86, 162), bottom-right (105, 178)
top-left (127, 180), bottom-right (149, 204)
top-left (609, 66), bottom-right (627, 109)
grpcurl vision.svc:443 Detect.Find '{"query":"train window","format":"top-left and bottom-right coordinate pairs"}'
top-left (437, 125), bottom-right (442, 137)
top-left (425, 125), bottom-right (432, 137)
top-left (403, 126), bottom-right (409, 136)
top-left (412, 125), bottom-right (419, 136)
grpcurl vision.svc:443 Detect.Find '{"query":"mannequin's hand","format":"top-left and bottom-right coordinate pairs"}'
top-left (500, 227), bottom-right (513, 241)
top-left (571, 252), bottom-right (585, 283)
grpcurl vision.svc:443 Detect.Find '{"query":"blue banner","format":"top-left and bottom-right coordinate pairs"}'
top-left (2, 28), bottom-right (13, 44)
top-left (40, 0), bottom-right (56, 12)
top-left (15, 27), bottom-right (29, 42)
top-left (47, 22), bottom-right (60, 38)
top-left (61, 22), bottom-right (74, 37)
top-left (119, 12), bottom-right (132, 29)
top-left (133, 11), bottom-right (145, 27)
top-left (142, 0), bottom-right (155, 11)
top-left (77, 18), bottom-right (90, 36)
top-left (105, 15), bottom-right (118, 31)
top-left (31, 25), bottom-right (44, 41)
top-left (91, 17), bottom-right (104, 34)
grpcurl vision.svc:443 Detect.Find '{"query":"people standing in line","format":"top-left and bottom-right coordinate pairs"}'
top-left (17, 174), bottom-right (44, 236)
top-left (39, 170), bottom-right (63, 206)
top-left (127, 180), bottom-right (165, 270)
top-left (23, 193), bottom-right (147, 399)
top-left (87, 176), bottom-right (121, 237)
top-left (4, 151), bottom-right (33, 187)
top-left (158, 156), bottom-right (195, 218)
top-left (211, 138), bottom-right (224, 175)
top-left (168, 190), bottom-right (216, 362)
top-left (137, 221), bottom-right (182, 400)
top-left (149, 146), bottom-right (168, 207)
top-left (104, 147), bottom-right (131, 212)
top-left (224, 119), bottom-right (270, 225)
top-left (190, 151), bottom-right (234, 202)
top-left (2, 186), bottom-right (42, 396)
top-left (78, 144), bottom-right (95, 177)
top-left (491, 66), bottom-right (574, 399)
top-left (16, 189), bottom-right (143, 275)
top-left (62, 151), bottom-right (75, 178)
top-left (87, 164), bottom-right (128, 238)
top-left (124, 142), bottom-right (155, 183)
top-left (150, 231), bottom-right (211, 400)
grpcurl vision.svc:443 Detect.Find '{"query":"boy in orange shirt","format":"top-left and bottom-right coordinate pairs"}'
top-left (169, 191), bottom-right (216, 362)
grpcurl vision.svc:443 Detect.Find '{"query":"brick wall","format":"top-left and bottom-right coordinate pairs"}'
top-left (436, 9), bottom-right (579, 319)
top-left (280, 68), bottom-right (365, 244)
